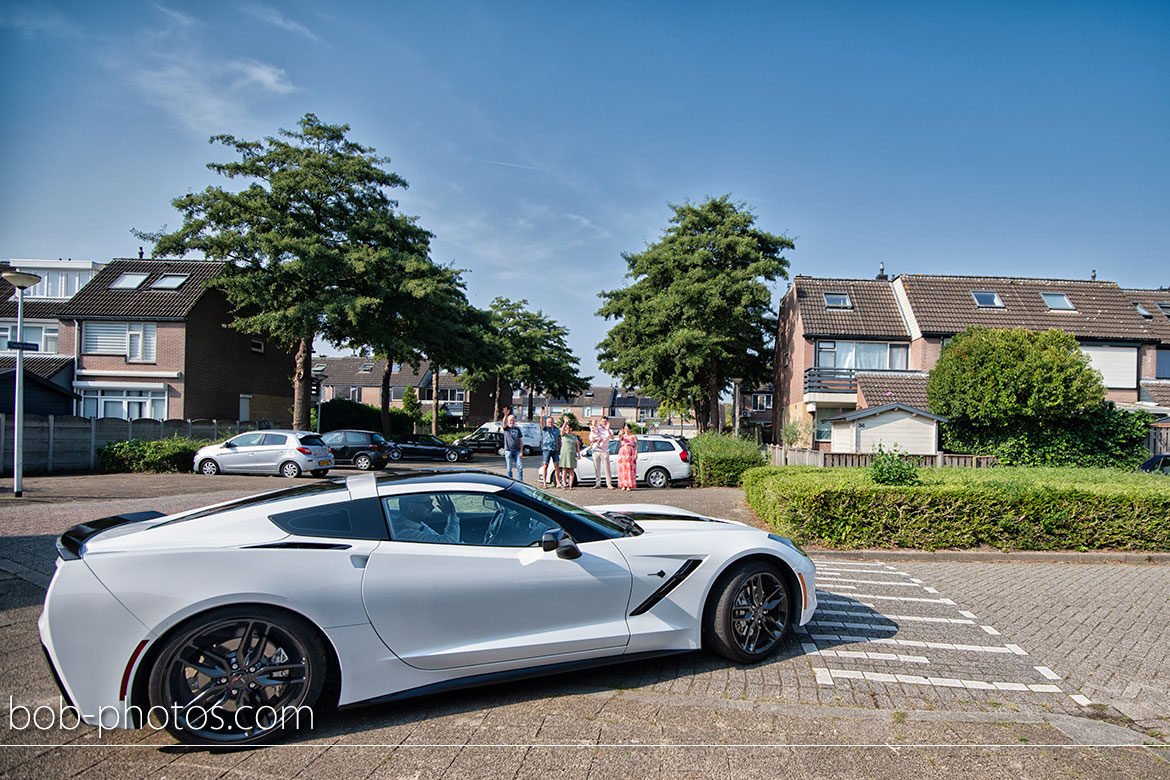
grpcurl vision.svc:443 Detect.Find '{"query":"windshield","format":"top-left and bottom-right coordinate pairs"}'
top-left (509, 482), bottom-right (628, 537)
top-left (371, 433), bottom-right (386, 443)
top-left (421, 435), bottom-right (444, 446)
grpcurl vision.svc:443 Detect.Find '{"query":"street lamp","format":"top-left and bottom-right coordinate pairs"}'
top-left (3, 270), bottom-right (42, 498)
top-left (730, 378), bottom-right (743, 438)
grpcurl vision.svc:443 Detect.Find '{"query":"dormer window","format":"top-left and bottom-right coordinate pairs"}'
top-left (1134, 302), bottom-right (1153, 318)
top-left (150, 273), bottom-right (189, 290)
top-left (823, 292), bottom-right (852, 309)
top-left (359, 362), bottom-right (375, 372)
top-left (971, 290), bottom-right (1004, 308)
top-left (109, 272), bottom-right (148, 290)
top-left (1041, 292), bottom-right (1075, 310)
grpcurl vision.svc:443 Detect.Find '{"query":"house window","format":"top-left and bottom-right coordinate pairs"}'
top-left (359, 361), bottom-right (375, 372)
top-left (1158, 303), bottom-right (1170, 316)
top-left (1134, 302), bottom-right (1153, 319)
top-left (1157, 350), bottom-right (1170, 379)
top-left (890, 343), bottom-right (908, 370)
top-left (82, 322), bottom-right (156, 361)
top-left (0, 323), bottom-right (58, 353)
top-left (19, 270), bottom-right (94, 299)
top-left (391, 387), bottom-right (407, 400)
top-left (752, 394), bottom-right (773, 411)
top-left (971, 290), bottom-right (1004, 308)
top-left (250, 339), bottom-right (265, 354)
top-left (816, 340), bottom-right (907, 370)
top-left (1041, 292), bottom-right (1075, 310)
top-left (814, 409), bottom-right (838, 442)
top-left (109, 272), bottom-right (149, 290)
top-left (80, 388), bottom-right (166, 420)
top-left (823, 292), bottom-right (852, 309)
top-left (349, 386), bottom-right (359, 401)
top-left (312, 362), bottom-right (326, 372)
top-left (583, 406), bottom-right (595, 417)
top-left (150, 274), bottom-right (189, 290)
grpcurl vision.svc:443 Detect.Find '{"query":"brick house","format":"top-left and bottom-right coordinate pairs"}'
top-left (54, 259), bottom-right (294, 424)
top-left (774, 273), bottom-right (1165, 449)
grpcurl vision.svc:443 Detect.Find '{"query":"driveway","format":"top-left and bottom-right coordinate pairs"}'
top-left (1, 470), bottom-right (1167, 778)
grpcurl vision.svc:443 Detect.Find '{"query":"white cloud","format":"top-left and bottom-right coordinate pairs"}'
top-left (0, 3), bottom-right (83, 39)
top-left (241, 3), bottom-right (324, 45)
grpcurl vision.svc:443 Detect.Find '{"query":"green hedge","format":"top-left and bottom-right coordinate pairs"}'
top-left (318, 399), bottom-right (414, 435)
top-left (742, 465), bottom-right (1170, 551)
top-left (688, 433), bottom-right (765, 487)
top-left (97, 437), bottom-right (210, 474)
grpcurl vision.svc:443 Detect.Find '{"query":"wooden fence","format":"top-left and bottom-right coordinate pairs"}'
top-left (1149, 427), bottom-right (1170, 456)
top-left (0, 414), bottom-right (261, 474)
top-left (766, 445), bottom-right (998, 469)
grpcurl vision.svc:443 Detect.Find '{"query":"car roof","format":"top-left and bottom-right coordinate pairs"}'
top-left (356, 468), bottom-right (514, 489)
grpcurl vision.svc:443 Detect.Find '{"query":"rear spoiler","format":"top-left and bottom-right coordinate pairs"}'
top-left (56, 511), bottom-right (167, 560)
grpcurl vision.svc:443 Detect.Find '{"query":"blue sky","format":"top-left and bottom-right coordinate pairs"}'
top-left (2, 1), bottom-right (1167, 381)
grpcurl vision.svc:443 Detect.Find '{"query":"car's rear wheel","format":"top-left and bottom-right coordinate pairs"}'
top-left (354, 454), bottom-right (373, 471)
top-left (704, 561), bottom-right (792, 664)
top-left (445, 450), bottom-right (459, 463)
top-left (310, 469), bottom-right (329, 477)
top-left (645, 467), bottom-right (670, 489)
top-left (279, 461), bottom-right (302, 478)
top-left (198, 459), bottom-right (220, 476)
top-left (146, 606), bottom-right (326, 745)
top-left (522, 445), bottom-right (534, 456)
top-left (387, 448), bottom-right (402, 462)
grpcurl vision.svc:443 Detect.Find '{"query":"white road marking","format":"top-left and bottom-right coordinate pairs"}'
top-left (1070, 694), bottom-right (1093, 706)
top-left (958, 610), bottom-right (978, 619)
top-left (817, 577), bottom-right (923, 587)
top-left (809, 633), bottom-right (1014, 655)
top-left (1004, 644), bottom-right (1029, 656)
top-left (814, 648), bottom-right (930, 664)
top-left (813, 668), bottom-right (834, 686)
top-left (1034, 666), bottom-right (1062, 681)
top-left (1028, 684), bottom-right (1063, 693)
top-left (980, 625), bottom-right (1001, 636)
top-left (808, 620), bottom-right (897, 633)
top-left (817, 566), bottom-right (912, 576)
top-left (843, 593), bottom-right (958, 604)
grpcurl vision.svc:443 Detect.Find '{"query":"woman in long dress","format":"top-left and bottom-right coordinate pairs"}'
top-left (558, 419), bottom-right (579, 490)
top-left (617, 424), bottom-right (638, 491)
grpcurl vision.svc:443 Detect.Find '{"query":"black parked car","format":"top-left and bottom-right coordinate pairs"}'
top-left (387, 433), bottom-right (473, 462)
top-left (321, 429), bottom-right (393, 470)
top-left (453, 429), bottom-right (505, 455)
top-left (1139, 454), bottom-right (1170, 474)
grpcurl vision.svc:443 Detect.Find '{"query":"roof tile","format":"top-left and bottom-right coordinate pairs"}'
top-left (55, 259), bottom-right (222, 320)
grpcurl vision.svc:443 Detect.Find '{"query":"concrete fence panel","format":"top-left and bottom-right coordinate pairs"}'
top-left (53, 416), bottom-right (94, 472)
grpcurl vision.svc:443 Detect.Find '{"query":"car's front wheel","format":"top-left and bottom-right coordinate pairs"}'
top-left (198, 459), bottom-right (220, 476)
top-left (645, 466), bottom-right (670, 489)
top-left (279, 461), bottom-right (302, 478)
top-left (704, 561), bottom-right (792, 664)
top-left (445, 450), bottom-right (459, 463)
top-left (354, 454), bottom-right (373, 471)
top-left (146, 606), bottom-right (327, 745)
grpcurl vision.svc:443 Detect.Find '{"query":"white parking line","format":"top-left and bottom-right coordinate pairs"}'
top-left (812, 668), bottom-right (1069, 694)
top-left (1004, 644), bottom-right (1029, 656)
top-left (816, 567), bottom-right (913, 576)
top-left (817, 577), bottom-right (924, 587)
top-left (1070, 694), bottom-right (1093, 706)
top-left (841, 593), bottom-right (958, 605)
top-left (813, 648), bottom-right (930, 664)
top-left (958, 610), bottom-right (978, 619)
top-left (808, 632), bottom-right (1016, 656)
top-left (1034, 666), bottom-right (1062, 681)
top-left (980, 625), bottom-right (1001, 636)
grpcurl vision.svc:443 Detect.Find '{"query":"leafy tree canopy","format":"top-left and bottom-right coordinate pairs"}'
top-left (597, 195), bottom-right (792, 430)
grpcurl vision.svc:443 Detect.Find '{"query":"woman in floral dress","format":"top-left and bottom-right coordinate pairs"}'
top-left (617, 424), bottom-right (638, 491)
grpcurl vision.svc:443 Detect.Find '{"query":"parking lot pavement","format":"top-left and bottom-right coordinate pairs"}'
top-left (2, 475), bottom-right (1169, 777)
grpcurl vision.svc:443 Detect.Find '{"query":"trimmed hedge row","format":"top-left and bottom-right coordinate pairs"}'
top-left (688, 433), bottom-right (765, 487)
top-left (97, 437), bottom-right (209, 474)
top-left (742, 466), bottom-right (1170, 551)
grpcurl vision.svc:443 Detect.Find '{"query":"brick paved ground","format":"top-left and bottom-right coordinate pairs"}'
top-left (1, 470), bottom-right (1168, 777)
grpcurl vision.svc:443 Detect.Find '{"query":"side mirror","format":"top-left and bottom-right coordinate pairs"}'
top-left (223, 441), bottom-right (236, 448)
top-left (541, 528), bottom-right (582, 559)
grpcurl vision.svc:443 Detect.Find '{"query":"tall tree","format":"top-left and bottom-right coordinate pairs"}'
top-left (597, 196), bottom-right (792, 431)
top-left (145, 114), bottom-right (412, 430)
top-left (485, 297), bottom-right (590, 420)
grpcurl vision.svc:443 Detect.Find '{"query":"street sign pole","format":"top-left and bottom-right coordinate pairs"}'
top-left (14, 285), bottom-right (25, 497)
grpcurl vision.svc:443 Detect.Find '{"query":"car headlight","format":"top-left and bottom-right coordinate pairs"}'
top-left (768, 533), bottom-right (808, 558)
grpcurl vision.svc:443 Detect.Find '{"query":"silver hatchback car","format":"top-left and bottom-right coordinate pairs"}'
top-left (193, 430), bottom-right (333, 478)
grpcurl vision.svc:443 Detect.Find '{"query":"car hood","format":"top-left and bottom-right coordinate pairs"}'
top-left (585, 503), bottom-right (751, 532)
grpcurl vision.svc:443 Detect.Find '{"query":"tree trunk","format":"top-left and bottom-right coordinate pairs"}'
top-left (431, 368), bottom-right (439, 436)
top-left (527, 384), bottom-right (535, 421)
top-left (495, 375), bottom-right (502, 418)
top-left (708, 358), bottom-right (721, 433)
top-left (293, 336), bottom-right (313, 431)
top-left (380, 358), bottom-right (392, 435)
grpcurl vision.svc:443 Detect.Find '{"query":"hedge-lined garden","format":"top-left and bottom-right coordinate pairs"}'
top-left (743, 466), bottom-right (1170, 552)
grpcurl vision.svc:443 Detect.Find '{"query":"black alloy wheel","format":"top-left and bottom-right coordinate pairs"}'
top-left (705, 562), bottom-right (792, 664)
top-left (146, 606), bottom-right (326, 744)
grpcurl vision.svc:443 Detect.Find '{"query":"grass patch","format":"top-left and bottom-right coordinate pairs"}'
top-left (743, 465), bottom-right (1170, 552)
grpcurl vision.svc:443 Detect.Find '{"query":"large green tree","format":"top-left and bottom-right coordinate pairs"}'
top-left (597, 196), bottom-right (792, 431)
top-left (146, 114), bottom-right (414, 430)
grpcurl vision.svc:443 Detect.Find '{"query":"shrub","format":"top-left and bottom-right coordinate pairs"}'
top-left (689, 433), bottom-right (764, 487)
top-left (319, 398), bottom-right (413, 435)
top-left (870, 444), bottom-right (921, 486)
top-left (439, 429), bottom-right (478, 444)
top-left (742, 465), bottom-right (1170, 552)
top-left (98, 437), bottom-right (208, 474)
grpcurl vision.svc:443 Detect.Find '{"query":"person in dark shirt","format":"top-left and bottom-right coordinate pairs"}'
top-left (500, 411), bottom-right (524, 481)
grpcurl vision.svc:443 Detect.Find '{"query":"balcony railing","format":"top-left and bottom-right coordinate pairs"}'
top-left (804, 367), bottom-right (857, 393)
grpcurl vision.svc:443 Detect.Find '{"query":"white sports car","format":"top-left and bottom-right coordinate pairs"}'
top-left (40, 470), bottom-right (817, 744)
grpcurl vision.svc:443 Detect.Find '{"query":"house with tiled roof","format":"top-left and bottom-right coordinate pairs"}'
top-left (775, 271), bottom-right (1165, 449)
top-left (54, 258), bottom-right (295, 423)
top-left (316, 357), bottom-right (499, 425)
top-left (1119, 288), bottom-right (1170, 409)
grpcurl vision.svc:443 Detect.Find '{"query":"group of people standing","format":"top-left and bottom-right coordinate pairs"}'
top-left (499, 411), bottom-right (639, 491)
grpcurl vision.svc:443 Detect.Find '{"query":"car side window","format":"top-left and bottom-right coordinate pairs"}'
top-left (637, 439), bottom-right (649, 453)
top-left (609, 440), bottom-right (619, 455)
top-left (261, 433), bottom-right (288, 446)
top-left (652, 440), bottom-right (675, 452)
top-left (269, 497), bottom-right (388, 541)
top-left (383, 492), bottom-right (560, 547)
top-left (231, 432), bottom-right (265, 447)
top-left (322, 432), bottom-right (343, 446)
top-left (345, 431), bottom-right (368, 444)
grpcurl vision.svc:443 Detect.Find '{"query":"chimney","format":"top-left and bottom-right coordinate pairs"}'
top-left (1090, 268), bottom-right (1096, 281)
top-left (876, 262), bottom-right (888, 281)
top-left (138, 246), bottom-right (144, 259)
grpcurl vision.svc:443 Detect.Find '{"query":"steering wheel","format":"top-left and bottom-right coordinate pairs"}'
top-left (484, 504), bottom-right (508, 545)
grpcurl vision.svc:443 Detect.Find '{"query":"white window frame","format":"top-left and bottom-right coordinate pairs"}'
top-left (149, 274), bottom-right (189, 290)
top-left (1041, 292), bottom-right (1076, 311)
top-left (752, 393), bottom-right (773, 411)
top-left (971, 290), bottom-right (1004, 308)
top-left (823, 292), bottom-right (852, 309)
top-left (83, 321), bottom-right (157, 362)
top-left (78, 387), bottom-right (167, 420)
top-left (109, 272), bottom-right (149, 290)
top-left (0, 321), bottom-right (58, 354)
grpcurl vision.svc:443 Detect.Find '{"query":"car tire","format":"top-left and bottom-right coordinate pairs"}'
top-left (198, 459), bottom-right (220, 476)
top-left (704, 561), bottom-right (792, 664)
top-left (646, 467), bottom-right (670, 489)
top-left (310, 469), bottom-right (329, 477)
top-left (146, 605), bottom-right (327, 745)
top-left (387, 448), bottom-right (402, 462)
top-left (522, 445), bottom-right (534, 456)
top-left (354, 454), bottom-right (373, 471)
top-left (279, 461), bottom-right (302, 479)
top-left (445, 450), bottom-right (459, 463)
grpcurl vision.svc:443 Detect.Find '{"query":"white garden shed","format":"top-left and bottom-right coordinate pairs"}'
top-left (827, 403), bottom-right (946, 456)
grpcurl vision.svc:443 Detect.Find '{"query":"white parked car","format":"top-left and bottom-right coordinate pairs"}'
top-left (575, 434), bottom-right (691, 488)
top-left (472, 421), bottom-right (542, 455)
top-left (40, 471), bottom-right (816, 744)
top-left (193, 430), bottom-right (333, 478)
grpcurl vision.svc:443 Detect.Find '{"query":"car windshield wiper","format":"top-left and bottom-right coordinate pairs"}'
top-left (602, 511), bottom-right (644, 536)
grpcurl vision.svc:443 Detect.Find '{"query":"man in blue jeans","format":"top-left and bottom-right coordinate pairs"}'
top-left (539, 415), bottom-right (561, 487)
top-left (501, 411), bottom-right (524, 481)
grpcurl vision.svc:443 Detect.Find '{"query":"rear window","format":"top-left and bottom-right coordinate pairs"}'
top-left (298, 434), bottom-right (326, 447)
top-left (269, 497), bottom-right (388, 540)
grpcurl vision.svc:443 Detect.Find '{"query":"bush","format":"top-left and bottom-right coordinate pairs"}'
top-left (743, 465), bottom-right (1170, 552)
top-left (688, 433), bottom-right (764, 487)
top-left (98, 437), bottom-right (208, 473)
top-left (439, 429), bottom-right (478, 444)
top-left (870, 444), bottom-right (921, 486)
top-left (319, 398), bottom-right (414, 435)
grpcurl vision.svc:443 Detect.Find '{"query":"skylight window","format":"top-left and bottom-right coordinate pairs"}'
top-left (150, 273), bottom-right (189, 290)
top-left (109, 272), bottom-right (148, 290)
top-left (1158, 303), bottom-right (1170, 316)
top-left (1134, 302), bottom-right (1153, 318)
top-left (359, 362), bottom-right (375, 372)
top-left (1041, 292), bottom-right (1075, 311)
top-left (971, 290), bottom-right (1004, 308)
top-left (311, 362), bottom-right (327, 372)
top-left (823, 292), bottom-right (852, 309)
